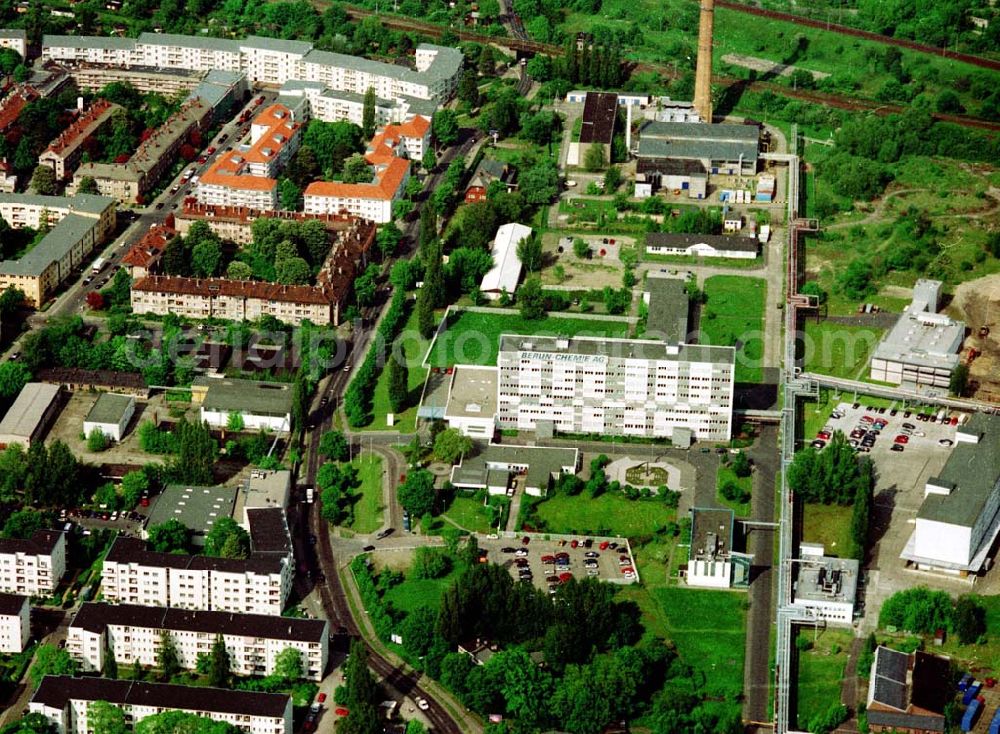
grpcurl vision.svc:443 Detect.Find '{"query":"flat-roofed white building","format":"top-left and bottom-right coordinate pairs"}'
top-left (687, 507), bottom-right (748, 588)
top-left (497, 335), bottom-right (735, 441)
top-left (0, 382), bottom-right (61, 449)
top-left (82, 392), bottom-right (135, 442)
top-left (645, 232), bottom-right (758, 260)
top-left (30, 676), bottom-right (292, 734)
top-left (480, 223), bottom-right (531, 300)
top-left (0, 530), bottom-right (66, 597)
top-left (901, 413), bottom-right (1000, 577)
top-left (0, 594), bottom-right (30, 653)
top-left (790, 545), bottom-right (858, 625)
top-left (136, 32), bottom-right (242, 73)
top-left (101, 537), bottom-right (292, 616)
top-left (870, 279), bottom-right (965, 389)
top-left (68, 602), bottom-right (328, 680)
top-left (240, 36), bottom-right (312, 85)
top-left (191, 376), bottom-right (293, 433)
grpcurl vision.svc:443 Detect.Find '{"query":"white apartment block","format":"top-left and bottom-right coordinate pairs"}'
top-left (496, 335), bottom-right (735, 441)
top-left (42, 36), bottom-right (462, 101)
top-left (0, 29), bottom-right (27, 58)
top-left (278, 82), bottom-right (436, 128)
top-left (101, 538), bottom-right (291, 616)
top-left (68, 602), bottom-right (328, 680)
top-left (31, 677), bottom-right (292, 734)
top-left (302, 155), bottom-right (409, 223)
top-left (0, 594), bottom-right (30, 653)
top-left (0, 531), bottom-right (66, 597)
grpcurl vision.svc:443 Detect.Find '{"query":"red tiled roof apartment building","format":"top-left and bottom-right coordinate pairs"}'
top-left (120, 223), bottom-right (174, 278)
top-left (38, 99), bottom-right (122, 180)
top-left (130, 216), bottom-right (375, 326)
top-left (301, 115), bottom-right (429, 223)
top-left (197, 103), bottom-right (302, 211)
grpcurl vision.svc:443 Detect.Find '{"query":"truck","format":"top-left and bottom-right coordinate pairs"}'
top-left (305, 486), bottom-right (314, 504)
top-left (988, 706), bottom-right (1000, 734)
top-left (963, 682), bottom-right (981, 706)
top-left (91, 257), bottom-right (106, 274)
top-left (959, 672), bottom-right (974, 691)
top-left (962, 698), bottom-right (983, 732)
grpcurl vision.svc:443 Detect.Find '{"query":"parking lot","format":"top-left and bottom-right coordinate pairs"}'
top-left (478, 534), bottom-right (639, 593)
top-left (810, 401), bottom-right (971, 627)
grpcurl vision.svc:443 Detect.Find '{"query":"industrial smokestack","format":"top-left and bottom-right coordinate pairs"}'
top-left (693, 0), bottom-right (715, 124)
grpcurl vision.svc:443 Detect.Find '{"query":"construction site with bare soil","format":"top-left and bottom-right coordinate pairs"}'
top-left (951, 274), bottom-right (1000, 402)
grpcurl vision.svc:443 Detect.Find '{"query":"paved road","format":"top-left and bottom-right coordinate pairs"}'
top-left (743, 425), bottom-right (779, 725)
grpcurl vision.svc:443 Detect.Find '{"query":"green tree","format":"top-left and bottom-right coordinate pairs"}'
top-left (386, 345), bottom-right (409, 414)
top-left (954, 595), bottom-right (987, 645)
top-left (86, 428), bottom-right (110, 452)
top-left (0, 362), bottom-right (31, 399)
top-left (342, 154), bottom-right (372, 184)
top-left (572, 238), bottom-right (590, 259)
top-left (274, 647), bottom-right (303, 682)
top-left (134, 711), bottom-right (241, 734)
top-left (319, 431), bottom-right (349, 461)
top-left (518, 161), bottom-right (559, 204)
top-left (279, 178), bottom-right (302, 210)
top-left (167, 417), bottom-right (217, 485)
top-left (76, 176), bottom-right (98, 195)
top-left (583, 143), bottom-right (606, 172)
top-left (421, 147), bottom-right (437, 172)
top-left (120, 471), bottom-right (149, 509)
top-left (207, 634), bottom-right (231, 687)
top-left (518, 275), bottom-right (546, 320)
top-left (433, 428), bottom-right (473, 463)
top-left (362, 86), bottom-right (377, 139)
top-left (103, 647), bottom-right (118, 679)
top-left (850, 475), bottom-right (873, 562)
top-left (30, 165), bottom-right (56, 195)
top-left (422, 238), bottom-right (446, 308)
top-left (516, 233), bottom-right (543, 272)
top-left (29, 644), bottom-right (78, 688)
top-left (87, 701), bottom-right (127, 734)
top-left (397, 470), bottom-right (435, 518)
top-left (2, 508), bottom-right (46, 540)
top-left (203, 517), bottom-right (250, 559)
top-left (603, 166), bottom-right (622, 192)
top-left (0, 286), bottom-right (25, 320)
top-left (878, 587), bottom-right (953, 634)
top-left (416, 284), bottom-right (435, 340)
top-left (432, 109), bottom-right (460, 147)
top-left (226, 412), bottom-right (245, 432)
top-left (478, 45), bottom-right (495, 76)
top-left (950, 363), bottom-right (969, 396)
top-left (157, 630), bottom-right (181, 680)
top-left (146, 519), bottom-right (191, 553)
top-left (275, 256), bottom-right (311, 285)
top-left (376, 222), bottom-right (403, 259)
top-left (458, 69), bottom-right (480, 107)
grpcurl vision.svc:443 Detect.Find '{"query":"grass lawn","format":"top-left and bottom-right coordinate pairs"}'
top-left (802, 503), bottom-right (854, 558)
top-left (558, 196), bottom-right (618, 222)
top-left (650, 587), bottom-right (747, 700)
top-left (347, 456), bottom-right (384, 534)
top-left (700, 275), bottom-right (767, 383)
top-left (368, 304), bottom-right (434, 432)
top-left (801, 320), bottom-right (884, 380)
top-left (642, 251), bottom-right (765, 270)
top-left (716, 465), bottom-right (752, 517)
top-left (442, 494), bottom-right (496, 534)
top-left (795, 628), bottom-right (852, 729)
top-left (530, 492), bottom-right (676, 537)
top-left (426, 309), bottom-right (629, 367)
top-left (801, 389), bottom-right (839, 440)
top-left (383, 567), bottom-right (460, 616)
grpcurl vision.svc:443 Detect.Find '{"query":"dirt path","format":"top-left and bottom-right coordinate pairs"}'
top-left (825, 187), bottom-right (999, 231)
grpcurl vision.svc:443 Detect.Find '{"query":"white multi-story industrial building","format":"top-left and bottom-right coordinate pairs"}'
top-left (870, 279), bottom-right (965, 389)
top-left (42, 35), bottom-right (462, 101)
top-left (101, 537), bottom-right (291, 616)
top-left (901, 413), bottom-right (1000, 577)
top-left (0, 530), bottom-right (66, 597)
top-left (68, 602), bottom-right (328, 680)
top-left (496, 335), bottom-right (735, 441)
top-left (0, 594), bottom-right (30, 653)
top-left (30, 676), bottom-right (292, 734)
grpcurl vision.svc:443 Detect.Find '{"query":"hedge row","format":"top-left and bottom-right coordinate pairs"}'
top-left (344, 290), bottom-right (410, 427)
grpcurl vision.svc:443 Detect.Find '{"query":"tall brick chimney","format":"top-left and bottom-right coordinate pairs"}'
top-left (693, 0), bottom-right (715, 124)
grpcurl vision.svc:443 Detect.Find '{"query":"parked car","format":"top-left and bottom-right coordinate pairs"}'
top-left (584, 551), bottom-right (599, 558)
top-left (902, 422), bottom-right (916, 430)
top-left (810, 440), bottom-right (826, 449)
top-left (501, 547), bottom-right (516, 554)
top-left (890, 444), bottom-right (905, 452)
top-left (515, 548), bottom-right (528, 557)
top-left (938, 439), bottom-right (954, 447)
top-left (894, 435), bottom-right (909, 444)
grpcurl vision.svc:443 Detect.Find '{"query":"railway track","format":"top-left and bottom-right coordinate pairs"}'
top-left (716, 0), bottom-right (1000, 73)
top-left (326, 2), bottom-right (1000, 132)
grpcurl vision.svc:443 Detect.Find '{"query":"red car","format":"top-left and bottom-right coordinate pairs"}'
top-left (206, 146), bottom-right (216, 155)
top-left (317, 693), bottom-right (327, 703)
top-left (570, 540), bottom-right (578, 549)
top-left (817, 431), bottom-right (831, 440)
top-left (894, 435), bottom-right (909, 444)
top-left (521, 536), bottom-right (530, 545)
top-left (335, 707), bottom-right (349, 717)
top-left (558, 573), bottom-right (572, 583)
top-left (599, 541), bottom-right (609, 550)
top-left (541, 555), bottom-right (554, 563)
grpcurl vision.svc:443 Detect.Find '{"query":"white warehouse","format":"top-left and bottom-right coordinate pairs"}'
top-left (901, 413), bottom-right (1000, 576)
top-left (192, 376), bottom-right (293, 433)
top-left (82, 392), bottom-right (135, 442)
